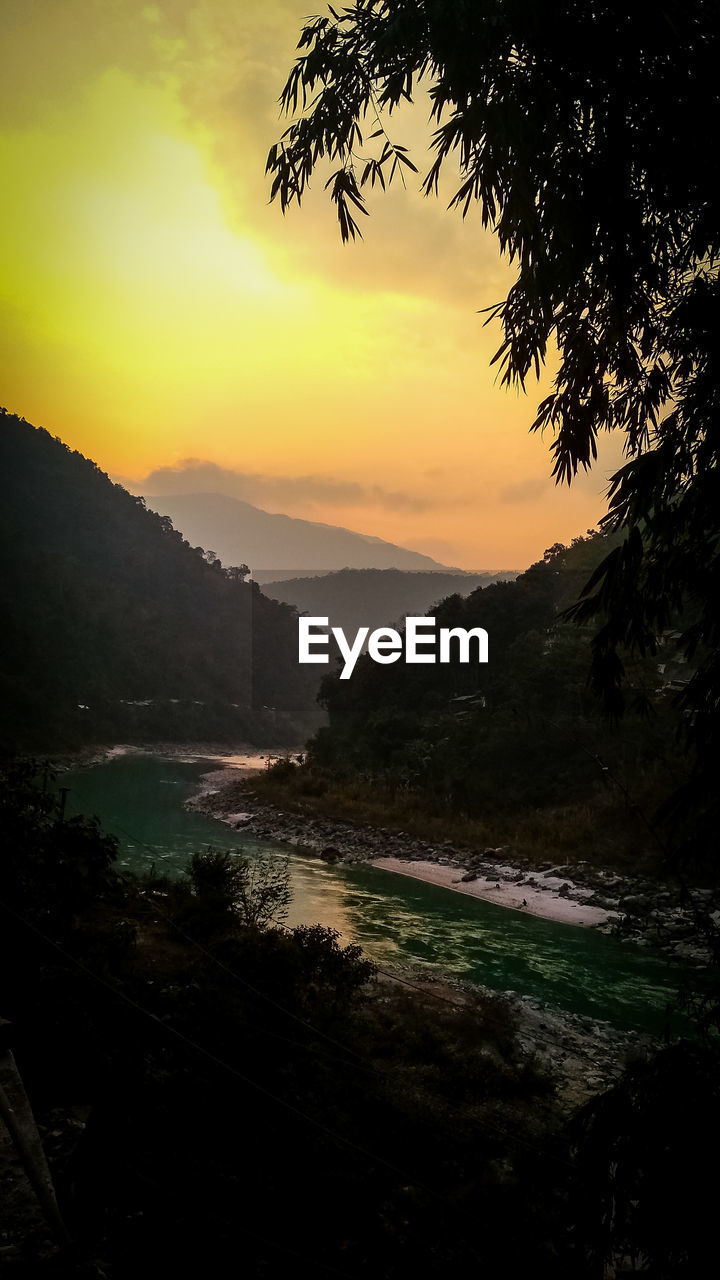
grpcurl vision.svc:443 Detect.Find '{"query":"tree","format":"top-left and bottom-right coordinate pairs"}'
top-left (0, 758), bottom-right (119, 934)
top-left (267, 0), bottom-right (720, 839)
top-left (569, 1042), bottom-right (720, 1275)
top-left (188, 848), bottom-right (292, 930)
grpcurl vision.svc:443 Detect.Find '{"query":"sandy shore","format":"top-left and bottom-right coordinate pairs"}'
top-left (56, 745), bottom-right (710, 953)
top-left (371, 857), bottom-right (614, 928)
top-left (174, 748), bottom-right (292, 772)
top-left (56, 742), bottom-right (294, 774)
top-left (62, 747), bottom-right (619, 932)
top-left (186, 755), bottom-right (618, 931)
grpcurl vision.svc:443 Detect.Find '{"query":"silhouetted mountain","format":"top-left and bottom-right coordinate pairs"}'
top-left (144, 492), bottom-right (456, 573)
top-left (0, 412), bottom-right (321, 748)
top-left (264, 568), bottom-right (518, 638)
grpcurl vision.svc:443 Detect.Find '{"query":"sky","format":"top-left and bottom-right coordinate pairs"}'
top-left (0, 0), bottom-right (624, 568)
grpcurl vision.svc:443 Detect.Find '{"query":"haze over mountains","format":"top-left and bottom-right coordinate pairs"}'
top-left (143, 491), bottom-right (461, 575)
top-left (264, 568), bottom-right (517, 639)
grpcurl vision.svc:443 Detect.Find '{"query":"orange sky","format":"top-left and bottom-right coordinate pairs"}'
top-left (0, 0), bottom-right (623, 568)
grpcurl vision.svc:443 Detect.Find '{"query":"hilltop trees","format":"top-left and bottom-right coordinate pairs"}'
top-left (298, 535), bottom-right (679, 837)
top-left (267, 0), bottom-right (720, 831)
top-left (0, 411), bottom-right (321, 747)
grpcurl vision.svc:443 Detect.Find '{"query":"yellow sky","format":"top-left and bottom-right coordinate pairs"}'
top-left (0, 0), bottom-right (622, 567)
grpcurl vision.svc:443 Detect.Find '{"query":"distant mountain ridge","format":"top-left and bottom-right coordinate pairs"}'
top-left (251, 568), bottom-right (502, 587)
top-left (144, 491), bottom-right (459, 574)
top-left (264, 568), bottom-right (519, 639)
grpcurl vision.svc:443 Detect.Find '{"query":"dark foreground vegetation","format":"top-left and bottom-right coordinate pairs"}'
top-left (0, 411), bottom-right (321, 750)
top-left (1, 760), bottom-right (719, 1278)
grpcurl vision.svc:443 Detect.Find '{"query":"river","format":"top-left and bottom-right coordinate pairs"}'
top-left (64, 752), bottom-right (680, 1035)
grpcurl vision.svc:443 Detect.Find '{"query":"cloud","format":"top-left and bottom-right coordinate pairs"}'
top-left (0, 0), bottom-right (507, 311)
top-left (127, 460), bottom-right (434, 513)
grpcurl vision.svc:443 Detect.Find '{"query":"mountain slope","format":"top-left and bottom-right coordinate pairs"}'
top-left (144, 491), bottom-right (456, 573)
top-left (0, 412), bottom-right (320, 747)
top-left (302, 533), bottom-right (681, 826)
top-left (264, 568), bottom-right (518, 637)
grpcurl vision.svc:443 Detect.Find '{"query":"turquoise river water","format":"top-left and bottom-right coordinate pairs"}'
top-left (65, 753), bottom-right (681, 1036)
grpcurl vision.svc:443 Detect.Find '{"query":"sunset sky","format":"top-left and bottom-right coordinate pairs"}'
top-left (1, 0), bottom-right (623, 568)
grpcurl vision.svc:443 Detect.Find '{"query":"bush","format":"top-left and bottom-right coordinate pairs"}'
top-left (176, 848), bottom-right (292, 938)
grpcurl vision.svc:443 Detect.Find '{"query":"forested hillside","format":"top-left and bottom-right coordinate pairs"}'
top-left (264, 567), bottom-right (516, 638)
top-left (289, 535), bottom-right (687, 856)
top-left (0, 411), bottom-right (321, 748)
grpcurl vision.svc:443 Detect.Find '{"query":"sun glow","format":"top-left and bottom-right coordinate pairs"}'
top-left (0, 1), bottom-right (612, 566)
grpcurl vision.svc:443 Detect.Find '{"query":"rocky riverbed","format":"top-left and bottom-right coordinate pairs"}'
top-left (375, 968), bottom-right (658, 1111)
top-left (189, 765), bottom-right (719, 966)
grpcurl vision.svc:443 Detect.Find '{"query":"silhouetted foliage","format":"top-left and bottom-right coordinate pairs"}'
top-left (569, 1042), bottom-right (720, 1277)
top-left (0, 758), bottom-right (118, 932)
top-left (0, 759), bottom-right (135, 1098)
top-left (268, 0), bottom-right (720, 836)
top-left (1, 765), bottom-right (573, 1279)
top-left (0, 411), bottom-right (322, 747)
top-left (290, 537), bottom-right (684, 857)
top-left (180, 847), bottom-right (291, 935)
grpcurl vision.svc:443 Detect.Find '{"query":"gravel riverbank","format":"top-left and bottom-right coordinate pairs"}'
top-left (188, 757), bottom-right (718, 966)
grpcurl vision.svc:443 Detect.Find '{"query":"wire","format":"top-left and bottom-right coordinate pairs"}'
top-left (50, 773), bottom-right (623, 1160)
top-left (69, 797), bottom-right (367, 1068)
top-left (3, 782), bottom-right (605, 1207)
top-left (2, 893), bottom-right (558, 1268)
top-left (67, 774), bottom-right (674, 1048)
top-left (106, 836), bottom-right (598, 1168)
top-left (129, 842), bottom-right (653, 1055)
top-left (51, 764), bottom-right (675, 1175)
top-left (119, 852), bottom-right (593, 1170)
top-left (0, 895), bottom-right (446, 1193)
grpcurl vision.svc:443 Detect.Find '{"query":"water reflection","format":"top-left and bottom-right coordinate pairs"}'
top-left (65, 753), bottom-right (679, 1034)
